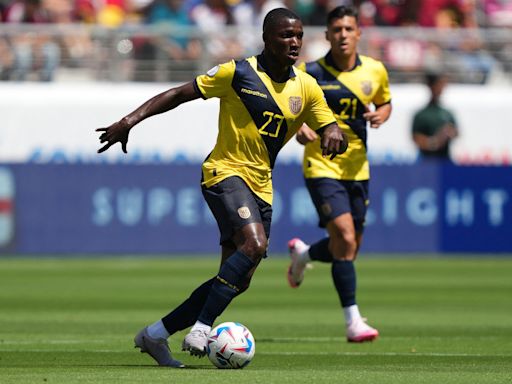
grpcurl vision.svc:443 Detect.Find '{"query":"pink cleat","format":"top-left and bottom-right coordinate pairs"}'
top-left (287, 238), bottom-right (309, 288)
top-left (346, 318), bottom-right (379, 343)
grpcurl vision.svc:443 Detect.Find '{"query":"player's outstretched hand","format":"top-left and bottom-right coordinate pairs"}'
top-left (96, 119), bottom-right (131, 154)
top-left (321, 124), bottom-right (348, 160)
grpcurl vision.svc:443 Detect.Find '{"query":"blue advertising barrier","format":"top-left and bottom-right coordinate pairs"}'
top-left (0, 163), bottom-right (510, 254)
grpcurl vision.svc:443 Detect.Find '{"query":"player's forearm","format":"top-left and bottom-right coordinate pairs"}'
top-left (122, 89), bottom-right (180, 127)
top-left (124, 82), bottom-right (198, 128)
top-left (376, 103), bottom-right (392, 123)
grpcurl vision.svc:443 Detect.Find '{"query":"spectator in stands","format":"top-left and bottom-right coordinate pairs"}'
top-left (0, 37), bottom-right (14, 80)
top-left (232, 0), bottom-right (286, 54)
top-left (483, 0), bottom-right (512, 73)
top-left (73, 0), bottom-right (98, 23)
top-left (370, 0), bottom-right (420, 26)
top-left (434, 3), bottom-right (495, 83)
top-left (3, 0), bottom-right (61, 81)
top-left (189, 0), bottom-right (243, 61)
top-left (303, 0), bottom-right (334, 26)
top-left (370, 1), bottom-right (424, 78)
top-left (131, 0), bottom-right (201, 81)
top-left (483, 0), bottom-right (512, 27)
top-left (96, 0), bottom-right (128, 27)
top-left (415, 0), bottom-right (463, 27)
top-left (143, 0), bottom-right (201, 61)
top-left (411, 72), bottom-right (458, 162)
top-left (44, 0), bottom-right (94, 68)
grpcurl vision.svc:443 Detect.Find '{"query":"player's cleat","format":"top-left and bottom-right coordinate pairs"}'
top-left (287, 237), bottom-right (309, 288)
top-left (182, 328), bottom-right (209, 357)
top-left (346, 318), bottom-right (379, 343)
top-left (134, 327), bottom-right (185, 368)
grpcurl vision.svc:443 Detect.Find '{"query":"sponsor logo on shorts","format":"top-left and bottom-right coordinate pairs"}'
top-left (321, 203), bottom-right (332, 216)
top-left (238, 206), bottom-right (251, 219)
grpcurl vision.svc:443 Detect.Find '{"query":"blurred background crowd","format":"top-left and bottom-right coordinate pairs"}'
top-left (0, 0), bottom-right (511, 83)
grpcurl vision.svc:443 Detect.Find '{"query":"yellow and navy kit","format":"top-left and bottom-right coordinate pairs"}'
top-left (298, 52), bottom-right (391, 181)
top-left (195, 54), bottom-right (337, 205)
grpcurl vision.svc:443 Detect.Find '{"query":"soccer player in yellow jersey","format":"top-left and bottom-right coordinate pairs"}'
top-left (287, 5), bottom-right (392, 343)
top-left (96, 8), bottom-right (347, 367)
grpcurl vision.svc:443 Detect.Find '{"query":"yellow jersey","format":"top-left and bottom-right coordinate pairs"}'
top-left (298, 53), bottom-right (391, 181)
top-left (195, 54), bottom-right (337, 204)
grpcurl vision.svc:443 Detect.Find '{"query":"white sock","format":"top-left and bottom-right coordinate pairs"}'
top-left (147, 319), bottom-right (170, 339)
top-left (191, 320), bottom-right (212, 334)
top-left (344, 304), bottom-right (362, 325)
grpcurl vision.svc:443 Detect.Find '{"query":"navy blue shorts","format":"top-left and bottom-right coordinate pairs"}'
top-left (202, 176), bottom-right (272, 246)
top-left (305, 178), bottom-right (369, 233)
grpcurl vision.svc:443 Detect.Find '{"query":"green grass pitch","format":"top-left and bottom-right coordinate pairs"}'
top-left (1, 256), bottom-right (511, 384)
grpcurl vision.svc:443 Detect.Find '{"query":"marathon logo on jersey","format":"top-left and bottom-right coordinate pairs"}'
top-left (320, 84), bottom-right (341, 90)
top-left (361, 81), bottom-right (373, 96)
top-left (289, 96), bottom-right (302, 115)
top-left (0, 167), bottom-right (15, 250)
top-left (241, 88), bottom-right (268, 99)
top-left (237, 206), bottom-right (251, 219)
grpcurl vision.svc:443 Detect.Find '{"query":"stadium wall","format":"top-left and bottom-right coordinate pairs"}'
top-left (0, 83), bottom-right (511, 255)
top-left (0, 163), bottom-right (511, 255)
top-left (1, 83), bottom-right (511, 165)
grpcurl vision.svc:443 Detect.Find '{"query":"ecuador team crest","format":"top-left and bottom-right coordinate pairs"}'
top-left (289, 96), bottom-right (302, 115)
top-left (361, 80), bottom-right (373, 96)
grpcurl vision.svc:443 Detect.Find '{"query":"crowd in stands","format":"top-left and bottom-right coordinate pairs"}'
top-left (0, 0), bottom-right (511, 82)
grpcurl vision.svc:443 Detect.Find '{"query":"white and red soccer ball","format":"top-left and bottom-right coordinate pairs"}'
top-left (207, 322), bottom-right (255, 369)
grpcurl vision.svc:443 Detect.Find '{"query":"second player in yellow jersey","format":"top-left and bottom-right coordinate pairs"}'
top-left (298, 53), bottom-right (391, 180)
top-left (287, 5), bottom-right (392, 344)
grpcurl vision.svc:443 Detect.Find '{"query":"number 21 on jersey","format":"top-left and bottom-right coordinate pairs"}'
top-left (339, 98), bottom-right (358, 120)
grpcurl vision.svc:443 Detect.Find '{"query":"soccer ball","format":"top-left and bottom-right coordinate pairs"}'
top-left (207, 322), bottom-right (255, 369)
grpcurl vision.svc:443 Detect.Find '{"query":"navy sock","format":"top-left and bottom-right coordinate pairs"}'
top-left (331, 259), bottom-right (356, 307)
top-left (309, 238), bottom-right (334, 263)
top-left (161, 277), bottom-right (215, 335)
top-left (198, 251), bottom-right (255, 326)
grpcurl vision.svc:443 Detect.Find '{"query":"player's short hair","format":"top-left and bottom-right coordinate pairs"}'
top-left (327, 5), bottom-right (359, 25)
top-left (263, 8), bottom-right (301, 34)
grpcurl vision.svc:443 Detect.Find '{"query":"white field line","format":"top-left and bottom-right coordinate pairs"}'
top-left (0, 335), bottom-right (508, 345)
top-left (256, 336), bottom-right (505, 342)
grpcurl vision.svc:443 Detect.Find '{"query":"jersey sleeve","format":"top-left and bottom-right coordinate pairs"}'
top-left (373, 61), bottom-right (392, 106)
top-left (302, 75), bottom-right (338, 130)
top-left (195, 60), bottom-right (236, 99)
